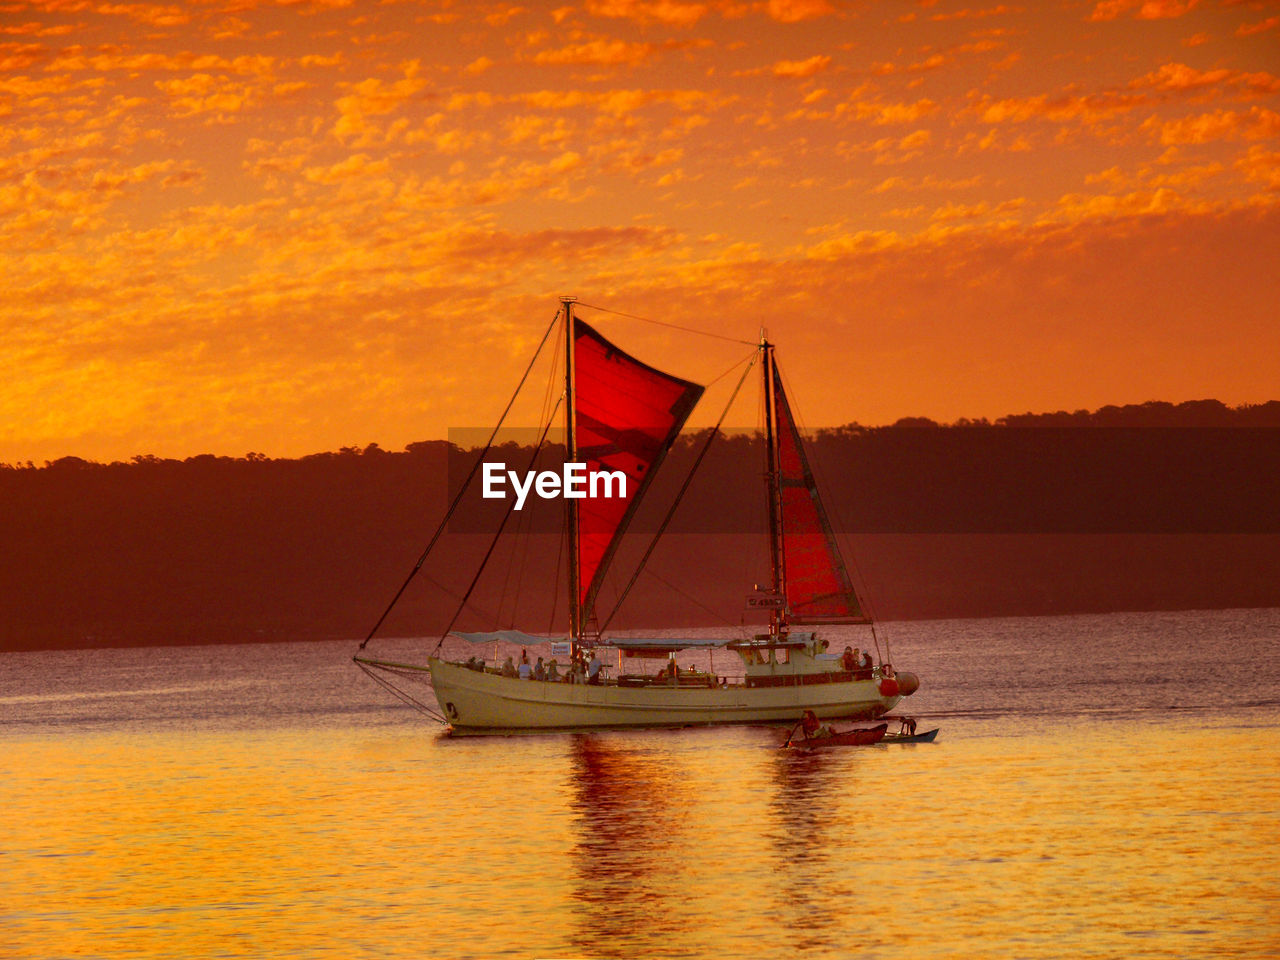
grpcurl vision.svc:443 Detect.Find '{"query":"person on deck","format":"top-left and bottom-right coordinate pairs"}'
top-left (546, 659), bottom-right (560, 681)
top-left (587, 654), bottom-right (602, 684)
top-left (861, 650), bottom-right (873, 670)
top-left (518, 658), bottom-right (532, 680)
top-left (533, 657), bottom-right (546, 681)
top-left (500, 656), bottom-right (517, 678)
top-left (842, 646), bottom-right (857, 672)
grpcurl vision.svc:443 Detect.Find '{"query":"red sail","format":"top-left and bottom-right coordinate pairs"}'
top-left (773, 366), bottom-right (868, 622)
top-left (574, 320), bottom-right (703, 624)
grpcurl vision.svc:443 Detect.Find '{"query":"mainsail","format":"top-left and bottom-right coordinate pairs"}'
top-left (772, 364), bottom-right (868, 623)
top-left (572, 318), bottom-right (703, 629)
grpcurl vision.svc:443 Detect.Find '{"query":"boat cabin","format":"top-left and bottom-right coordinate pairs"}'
top-left (727, 632), bottom-right (878, 687)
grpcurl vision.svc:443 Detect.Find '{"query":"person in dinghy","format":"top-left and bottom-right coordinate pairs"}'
top-left (800, 709), bottom-right (833, 740)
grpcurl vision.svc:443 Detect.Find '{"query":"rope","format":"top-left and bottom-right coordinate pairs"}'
top-left (576, 301), bottom-right (757, 346)
top-left (353, 658), bottom-right (448, 724)
top-left (776, 361), bottom-right (890, 665)
top-left (433, 396), bottom-right (563, 654)
top-left (637, 567), bottom-right (740, 628)
top-left (357, 310), bottom-right (559, 652)
top-left (599, 351), bottom-right (759, 633)
top-left (498, 320), bottom-right (566, 628)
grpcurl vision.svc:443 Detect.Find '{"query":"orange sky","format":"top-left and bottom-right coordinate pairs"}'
top-left (2, 0), bottom-right (1278, 464)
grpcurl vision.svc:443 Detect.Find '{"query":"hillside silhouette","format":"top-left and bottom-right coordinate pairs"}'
top-left (3, 400), bottom-right (1278, 651)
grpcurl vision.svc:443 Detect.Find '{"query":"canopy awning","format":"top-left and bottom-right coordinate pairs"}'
top-left (449, 629), bottom-right (561, 646)
top-left (726, 632), bottom-right (815, 650)
top-left (599, 637), bottom-right (729, 651)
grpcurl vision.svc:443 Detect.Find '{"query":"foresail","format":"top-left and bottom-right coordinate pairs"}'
top-left (772, 365), bottom-right (868, 622)
top-left (574, 319), bottom-right (704, 626)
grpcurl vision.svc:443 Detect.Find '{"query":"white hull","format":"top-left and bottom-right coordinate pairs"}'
top-left (424, 658), bottom-right (900, 732)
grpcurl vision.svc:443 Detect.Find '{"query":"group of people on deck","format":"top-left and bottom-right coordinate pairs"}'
top-left (498, 649), bottom-right (603, 684)
top-left (841, 645), bottom-right (874, 673)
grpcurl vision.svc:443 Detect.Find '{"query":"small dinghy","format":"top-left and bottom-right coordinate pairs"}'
top-left (882, 727), bottom-right (939, 744)
top-left (787, 722), bottom-right (889, 749)
top-left (784, 711), bottom-right (888, 749)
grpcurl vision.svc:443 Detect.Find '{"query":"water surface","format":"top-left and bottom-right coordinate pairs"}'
top-left (3, 609), bottom-right (1278, 959)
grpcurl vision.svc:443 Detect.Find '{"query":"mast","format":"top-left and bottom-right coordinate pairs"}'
top-left (761, 334), bottom-right (787, 636)
top-left (562, 296), bottom-right (581, 643)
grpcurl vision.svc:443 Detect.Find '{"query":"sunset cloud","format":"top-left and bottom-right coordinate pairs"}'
top-left (1131, 62), bottom-right (1280, 99)
top-left (585, 0), bottom-right (712, 27)
top-left (1236, 15), bottom-right (1279, 38)
top-left (332, 64), bottom-right (429, 143)
top-left (843, 98), bottom-right (938, 124)
top-left (1, 0), bottom-right (1276, 464)
top-left (771, 55), bottom-right (831, 78)
top-left (1089, 0), bottom-right (1202, 21)
top-left (1150, 106), bottom-right (1280, 144)
top-left (765, 0), bottom-right (835, 23)
top-left (531, 37), bottom-right (655, 65)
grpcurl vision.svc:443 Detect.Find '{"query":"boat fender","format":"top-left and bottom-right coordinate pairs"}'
top-left (879, 677), bottom-right (900, 698)
top-left (895, 672), bottom-right (920, 696)
top-left (445, 702), bottom-right (459, 721)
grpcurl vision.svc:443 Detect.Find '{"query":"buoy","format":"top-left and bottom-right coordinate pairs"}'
top-left (879, 677), bottom-right (899, 697)
top-left (895, 671), bottom-right (920, 696)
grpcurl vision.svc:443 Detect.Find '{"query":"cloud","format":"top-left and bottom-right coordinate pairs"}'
top-left (585, 0), bottom-right (711, 27)
top-left (531, 38), bottom-right (666, 66)
top-left (930, 5), bottom-right (1021, 21)
top-left (771, 55), bottom-right (831, 78)
top-left (1130, 62), bottom-right (1280, 99)
top-left (841, 99), bottom-right (938, 124)
top-left (1150, 107), bottom-right (1280, 145)
top-left (972, 91), bottom-right (1145, 125)
top-left (1088, 0), bottom-right (1201, 21)
top-left (0, 21), bottom-right (78, 37)
top-left (46, 48), bottom-right (278, 76)
top-left (155, 73), bottom-right (262, 119)
top-left (1236, 16), bottom-right (1279, 38)
top-left (332, 63), bottom-right (429, 143)
top-left (1236, 144), bottom-right (1280, 191)
top-left (1045, 187), bottom-right (1196, 221)
top-left (764, 0), bottom-right (835, 22)
top-left (95, 3), bottom-right (192, 27)
top-left (514, 87), bottom-right (726, 116)
top-left (302, 153), bottom-right (391, 185)
top-left (872, 175), bottom-right (984, 194)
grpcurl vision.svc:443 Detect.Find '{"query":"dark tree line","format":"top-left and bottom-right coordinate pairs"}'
top-left (3, 401), bottom-right (1278, 650)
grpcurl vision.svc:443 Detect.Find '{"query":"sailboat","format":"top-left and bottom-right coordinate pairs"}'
top-left (354, 297), bottom-right (920, 732)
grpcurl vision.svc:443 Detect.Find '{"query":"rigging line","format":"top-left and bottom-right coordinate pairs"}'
top-left (638, 566), bottom-right (740, 629)
top-left (498, 361), bottom-right (561, 627)
top-left (598, 351), bottom-right (760, 634)
top-left (502, 319), bottom-right (567, 627)
top-left (546, 512), bottom-right (564, 636)
top-left (420, 570), bottom-right (499, 626)
top-left (433, 395), bottom-right (563, 655)
top-left (776, 361), bottom-right (889, 662)
top-left (704, 347), bottom-right (759, 389)
top-left (353, 660), bottom-right (448, 723)
top-left (357, 310), bottom-right (560, 652)
top-left (576, 300), bottom-right (757, 346)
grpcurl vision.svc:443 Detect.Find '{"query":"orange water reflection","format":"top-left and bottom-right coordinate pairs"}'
top-left (3, 720), bottom-right (1278, 959)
